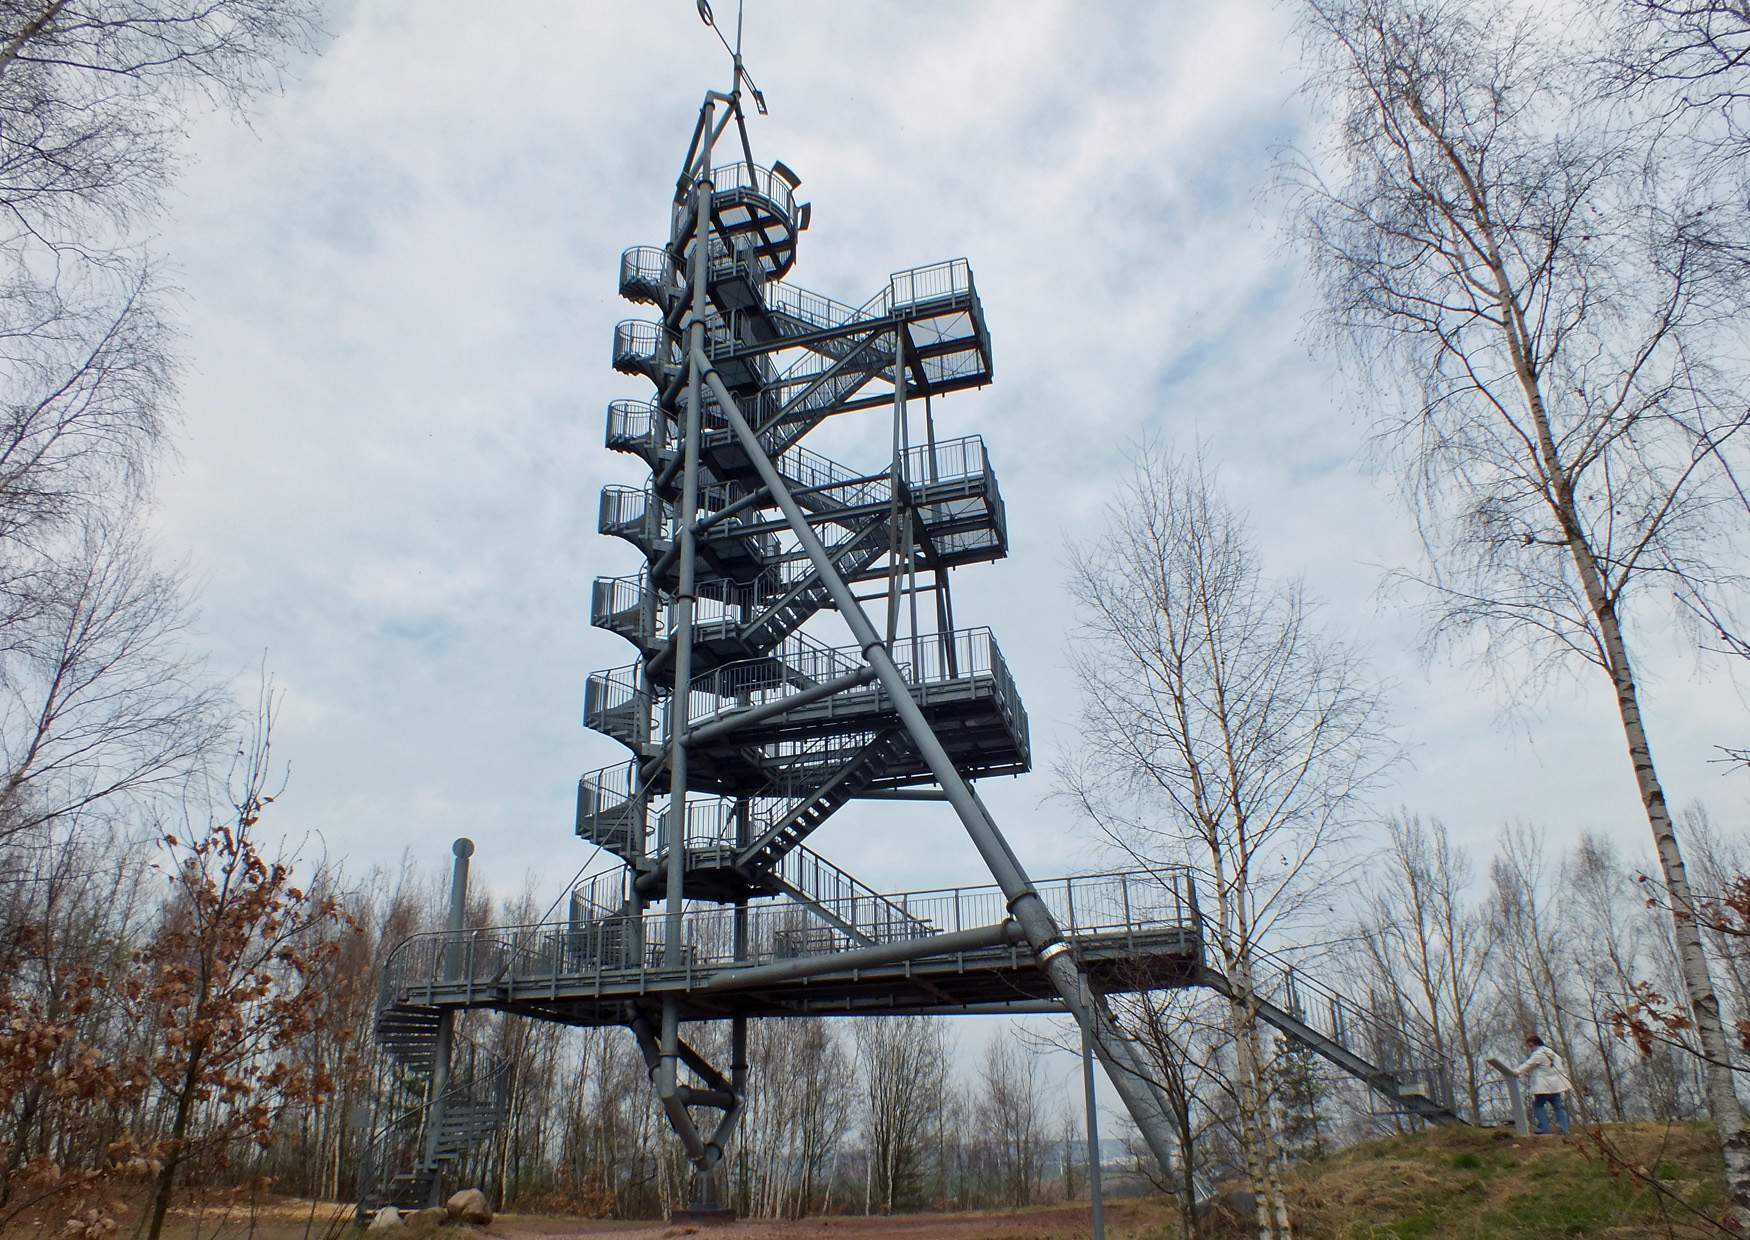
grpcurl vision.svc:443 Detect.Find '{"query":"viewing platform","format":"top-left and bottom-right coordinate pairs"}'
top-left (582, 627), bottom-right (1030, 792)
top-left (379, 869), bottom-right (1203, 1024)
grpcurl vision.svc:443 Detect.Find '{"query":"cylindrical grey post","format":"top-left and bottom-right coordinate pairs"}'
top-left (659, 98), bottom-right (716, 1124)
top-left (424, 836), bottom-right (473, 1206)
top-left (1082, 1024), bottom-right (1105, 1240)
top-left (699, 358), bottom-right (1180, 1174)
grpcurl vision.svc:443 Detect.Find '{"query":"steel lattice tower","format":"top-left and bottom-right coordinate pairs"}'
top-left (357, 53), bottom-right (1467, 1223)
top-left (577, 71), bottom-right (1194, 1210)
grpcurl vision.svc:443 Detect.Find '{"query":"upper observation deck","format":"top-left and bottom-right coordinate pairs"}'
top-left (613, 254), bottom-right (992, 437)
top-left (378, 869), bottom-right (1203, 1025)
top-left (666, 161), bottom-right (804, 282)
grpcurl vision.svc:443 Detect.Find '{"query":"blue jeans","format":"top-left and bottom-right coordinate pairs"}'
top-left (1532, 1092), bottom-right (1569, 1135)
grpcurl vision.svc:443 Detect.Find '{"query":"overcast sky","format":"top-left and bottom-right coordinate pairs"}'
top-left (146, 1), bottom-right (1747, 1108)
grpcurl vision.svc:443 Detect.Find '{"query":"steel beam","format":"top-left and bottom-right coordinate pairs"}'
top-left (698, 920), bottom-right (1023, 992)
top-left (697, 355), bottom-right (1182, 1173)
top-left (683, 666), bottom-right (877, 746)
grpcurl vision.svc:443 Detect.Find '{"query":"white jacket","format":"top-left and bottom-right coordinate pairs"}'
top-left (1514, 1045), bottom-right (1572, 1096)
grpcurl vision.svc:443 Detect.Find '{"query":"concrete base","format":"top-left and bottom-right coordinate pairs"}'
top-left (668, 1208), bottom-right (737, 1226)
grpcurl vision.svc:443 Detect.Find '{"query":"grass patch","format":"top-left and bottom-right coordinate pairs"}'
top-left (1277, 1122), bottom-right (1724, 1238)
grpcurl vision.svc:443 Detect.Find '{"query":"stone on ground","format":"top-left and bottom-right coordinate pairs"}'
top-left (366, 1206), bottom-right (404, 1232)
top-left (445, 1188), bottom-right (492, 1225)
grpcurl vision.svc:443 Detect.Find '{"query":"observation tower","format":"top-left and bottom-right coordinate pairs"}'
top-left (358, 46), bottom-right (1466, 1223)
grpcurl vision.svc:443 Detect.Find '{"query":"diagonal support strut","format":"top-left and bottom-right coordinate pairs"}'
top-left (695, 352), bottom-right (1181, 1174)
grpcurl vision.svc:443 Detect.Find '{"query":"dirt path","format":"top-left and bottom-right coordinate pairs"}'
top-left (490, 1201), bottom-right (1149, 1240)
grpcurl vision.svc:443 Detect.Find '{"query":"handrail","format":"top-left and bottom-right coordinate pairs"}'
top-left (379, 867), bottom-right (1201, 993)
top-left (357, 1039), bottom-right (511, 1212)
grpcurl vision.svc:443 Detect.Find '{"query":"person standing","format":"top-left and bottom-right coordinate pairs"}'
top-left (1513, 1034), bottom-right (1572, 1136)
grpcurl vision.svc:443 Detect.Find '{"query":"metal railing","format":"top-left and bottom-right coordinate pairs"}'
top-left (381, 867), bottom-right (1201, 996)
top-left (582, 665), bottom-right (646, 739)
top-left (1235, 945), bottom-right (1459, 1116)
top-left (357, 1034), bottom-right (510, 1213)
top-left (598, 485), bottom-right (655, 540)
top-left (676, 624), bottom-right (1023, 735)
top-left (605, 398), bottom-right (661, 456)
top-left (707, 161), bottom-right (797, 221)
top-left (764, 280), bottom-right (874, 334)
top-left (884, 258), bottom-right (973, 313)
top-left (682, 629), bottom-right (863, 727)
top-left (612, 319), bottom-right (679, 376)
top-left (618, 246), bottom-right (673, 302)
top-left (900, 435), bottom-right (988, 488)
top-left (575, 760), bottom-right (641, 839)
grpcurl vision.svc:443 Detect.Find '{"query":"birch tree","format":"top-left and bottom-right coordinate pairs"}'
top-left (1290, 0), bottom-right (1750, 1214)
top-left (854, 1017), bottom-right (949, 1214)
top-left (1358, 814), bottom-right (1492, 1121)
top-left (1062, 445), bottom-right (1392, 1240)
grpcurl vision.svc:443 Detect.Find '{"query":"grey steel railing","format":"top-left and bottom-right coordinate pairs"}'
top-left (605, 398), bottom-right (660, 456)
top-left (885, 258), bottom-right (973, 312)
top-left (618, 246), bottom-right (673, 303)
top-left (683, 629), bottom-right (864, 725)
top-left (382, 867), bottom-right (1201, 997)
top-left (1234, 945), bottom-right (1458, 1117)
top-left (612, 319), bottom-right (679, 376)
top-left (582, 665), bottom-right (646, 740)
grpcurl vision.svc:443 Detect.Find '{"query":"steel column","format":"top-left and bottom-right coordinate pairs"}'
top-left (423, 837), bottom-right (472, 1207)
top-left (697, 357), bottom-right (1181, 1173)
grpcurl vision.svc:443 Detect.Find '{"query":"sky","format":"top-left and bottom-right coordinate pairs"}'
top-left (146, 1), bottom-right (1748, 1112)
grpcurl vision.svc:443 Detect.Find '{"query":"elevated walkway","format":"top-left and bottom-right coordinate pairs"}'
top-left (1201, 950), bottom-right (1463, 1125)
top-left (380, 870), bottom-right (1202, 1025)
top-left (372, 866), bottom-right (1464, 1126)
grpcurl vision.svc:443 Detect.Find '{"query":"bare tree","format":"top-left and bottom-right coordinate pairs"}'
top-left (0, 1), bottom-right (319, 241)
top-left (1359, 814), bottom-right (1493, 1120)
top-left (1061, 444), bottom-right (1393, 1240)
top-left (1609, 1), bottom-right (1750, 170)
top-left (0, 519), bottom-right (224, 841)
top-left (854, 1017), bottom-right (949, 1214)
top-left (973, 1033), bottom-right (1048, 1209)
top-left (1122, 986), bottom-right (1230, 1238)
top-left (1290, 0), bottom-right (1750, 1214)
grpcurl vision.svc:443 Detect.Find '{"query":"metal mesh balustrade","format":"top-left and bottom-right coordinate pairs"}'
top-left (605, 399), bottom-right (659, 456)
top-left (612, 319), bottom-right (679, 376)
top-left (382, 868), bottom-right (1202, 994)
top-left (619, 246), bottom-right (674, 302)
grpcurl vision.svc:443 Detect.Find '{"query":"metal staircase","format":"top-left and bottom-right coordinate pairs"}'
top-left (359, 985), bottom-right (512, 1215)
top-left (1201, 947), bottom-right (1463, 1125)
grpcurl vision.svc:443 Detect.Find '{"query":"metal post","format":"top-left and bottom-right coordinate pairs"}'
top-left (1487, 1057), bottom-right (1530, 1135)
top-left (1082, 1025), bottom-right (1106, 1240)
top-left (423, 837), bottom-right (472, 1207)
top-left (658, 94), bottom-right (715, 1139)
top-left (700, 359), bottom-right (1181, 1174)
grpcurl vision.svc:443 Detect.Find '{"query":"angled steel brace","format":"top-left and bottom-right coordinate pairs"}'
top-left (695, 352), bottom-right (1182, 1175)
top-left (685, 666), bottom-right (878, 747)
top-left (700, 920), bottom-right (1023, 992)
